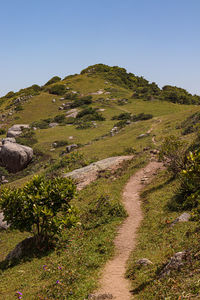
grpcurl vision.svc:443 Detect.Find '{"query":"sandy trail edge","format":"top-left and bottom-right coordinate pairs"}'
top-left (91, 160), bottom-right (163, 300)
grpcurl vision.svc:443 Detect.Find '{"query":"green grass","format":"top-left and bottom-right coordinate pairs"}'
top-left (0, 70), bottom-right (200, 299)
top-left (126, 170), bottom-right (200, 299)
top-left (0, 155), bottom-right (147, 300)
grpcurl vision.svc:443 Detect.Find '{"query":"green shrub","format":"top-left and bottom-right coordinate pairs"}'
top-left (65, 117), bottom-right (76, 124)
top-left (132, 113), bottom-right (153, 121)
top-left (0, 176), bottom-right (77, 245)
top-left (32, 120), bottom-right (49, 129)
top-left (53, 140), bottom-right (69, 148)
top-left (54, 114), bottom-right (66, 123)
top-left (112, 112), bottom-right (153, 122)
top-left (0, 166), bottom-right (9, 177)
top-left (49, 84), bottom-right (65, 95)
top-left (76, 108), bottom-right (105, 121)
top-left (5, 91), bottom-right (15, 98)
top-left (181, 112), bottom-right (200, 135)
top-left (16, 128), bottom-right (38, 146)
top-left (76, 121), bottom-right (94, 129)
top-left (15, 104), bottom-right (24, 111)
top-left (65, 92), bottom-right (78, 100)
top-left (44, 76), bottom-right (61, 86)
top-left (70, 95), bottom-right (92, 108)
top-left (0, 128), bottom-right (6, 135)
top-left (47, 152), bottom-right (88, 175)
top-left (81, 195), bottom-right (126, 230)
top-left (114, 120), bottom-right (129, 129)
top-left (159, 135), bottom-right (187, 176)
top-left (171, 150), bottom-right (200, 218)
top-left (112, 112), bottom-right (132, 120)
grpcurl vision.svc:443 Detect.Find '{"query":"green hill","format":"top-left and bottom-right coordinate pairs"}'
top-left (0, 64), bottom-right (200, 299)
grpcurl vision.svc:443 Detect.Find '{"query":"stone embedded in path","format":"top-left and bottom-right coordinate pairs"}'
top-left (88, 294), bottom-right (113, 299)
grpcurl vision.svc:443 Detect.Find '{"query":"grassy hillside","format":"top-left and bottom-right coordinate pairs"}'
top-left (0, 64), bottom-right (200, 299)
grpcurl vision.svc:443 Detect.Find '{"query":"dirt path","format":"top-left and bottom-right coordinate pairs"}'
top-left (90, 160), bottom-right (163, 300)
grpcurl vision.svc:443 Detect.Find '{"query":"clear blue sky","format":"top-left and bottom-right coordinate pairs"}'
top-left (0, 0), bottom-right (200, 96)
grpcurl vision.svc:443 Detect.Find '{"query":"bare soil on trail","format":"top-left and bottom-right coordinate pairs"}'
top-left (90, 160), bottom-right (163, 300)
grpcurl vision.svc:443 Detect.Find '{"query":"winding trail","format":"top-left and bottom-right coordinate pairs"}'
top-left (91, 160), bottom-right (163, 300)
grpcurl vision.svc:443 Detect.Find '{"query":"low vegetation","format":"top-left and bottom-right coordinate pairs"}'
top-left (0, 64), bottom-right (200, 299)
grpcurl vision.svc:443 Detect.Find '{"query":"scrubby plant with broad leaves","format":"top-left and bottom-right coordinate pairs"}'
top-left (159, 135), bottom-right (187, 176)
top-left (174, 150), bottom-right (200, 215)
top-left (48, 84), bottom-right (65, 95)
top-left (76, 107), bottom-right (105, 121)
top-left (0, 176), bottom-right (77, 245)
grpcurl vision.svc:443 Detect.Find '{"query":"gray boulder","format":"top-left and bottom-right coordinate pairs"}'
top-left (2, 137), bottom-right (16, 145)
top-left (0, 142), bottom-right (33, 172)
top-left (159, 251), bottom-right (187, 277)
top-left (136, 258), bottom-right (153, 266)
top-left (49, 122), bottom-right (58, 128)
top-left (0, 212), bottom-right (9, 230)
top-left (66, 144), bottom-right (78, 153)
top-left (137, 133), bottom-right (149, 139)
top-left (171, 212), bottom-right (191, 227)
top-left (7, 124), bottom-right (29, 138)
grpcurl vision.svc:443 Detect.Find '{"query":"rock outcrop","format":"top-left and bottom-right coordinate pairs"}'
top-left (159, 251), bottom-right (188, 277)
top-left (64, 156), bottom-right (133, 190)
top-left (0, 142), bottom-right (33, 172)
top-left (66, 144), bottom-right (78, 153)
top-left (7, 124), bottom-right (29, 138)
top-left (2, 137), bottom-right (16, 144)
top-left (0, 212), bottom-right (9, 230)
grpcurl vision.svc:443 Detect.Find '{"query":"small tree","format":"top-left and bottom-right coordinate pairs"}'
top-left (0, 176), bottom-right (77, 245)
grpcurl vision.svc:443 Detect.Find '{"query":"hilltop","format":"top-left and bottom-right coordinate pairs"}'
top-left (0, 64), bottom-right (200, 299)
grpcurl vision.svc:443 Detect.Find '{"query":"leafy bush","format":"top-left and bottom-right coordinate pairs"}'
top-left (0, 128), bottom-right (6, 135)
top-left (112, 112), bottom-right (153, 122)
top-left (65, 117), bottom-right (76, 124)
top-left (76, 108), bottom-right (105, 121)
top-left (44, 76), bottom-right (61, 86)
top-left (81, 195), bottom-right (126, 230)
top-left (161, 85), bottom-right (200, 105)
top-left (49, 84), bottom-right (65, 95)
top-left (54, 114), bottom-right (66, 123)
top-left (114, 119), bottom-right (129, 129)
top-left (0, 166), bottom-right (9, 177)
top-left (132, 113), bottom-right (153, 121)
top-left (65, 92), bottom-right (78, 100)
top-left (32, 120), bottom-right (50, 129)
top-left (170, 150), bottom-right (200, 220)
top-left (76, 121), bottom-right (94, 129)
top-left (53, 140), bottom-right (69, 148)
top-left (159, 135), bottom-right (187, 176)
top-left (47, 152), bottom-right (88, 175)
top-left (70, 95), bottom-right (92, 108)
top-left (0, 176), bottom-right (77, 245)
top-left (5, 91), bottom-right (15, 98)
top-left (181, 112), bottom-right (200, 135)
top-left (112, 112), bottom-right (132, 120)
top-left (15, 104), bottom-right (24, 111)
top-left (16, 128), bottom-right (38, 146)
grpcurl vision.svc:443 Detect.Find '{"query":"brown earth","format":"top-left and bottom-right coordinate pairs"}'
top-left (89, 160), bottom-right (163, 300)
